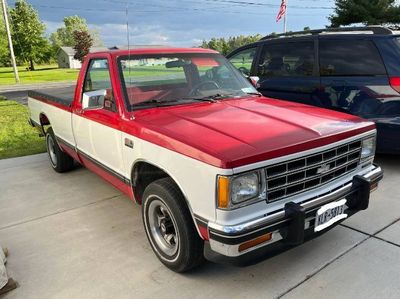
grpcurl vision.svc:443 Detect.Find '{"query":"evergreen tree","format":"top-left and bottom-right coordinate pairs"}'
top-left (329, 0), bottom-right (400, 27)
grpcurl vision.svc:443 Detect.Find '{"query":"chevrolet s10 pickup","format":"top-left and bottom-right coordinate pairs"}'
top-left (28, 48), bottom-right (383, 272)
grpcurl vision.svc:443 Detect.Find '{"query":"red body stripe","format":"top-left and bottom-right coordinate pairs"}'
top-left (32, 95), bottom-right (72, 112)
top-left (78, 154), bottom-right (134, 199)
top-left (58, 143), bottom-right (80, 162)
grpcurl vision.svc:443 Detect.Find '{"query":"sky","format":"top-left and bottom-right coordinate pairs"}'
top-left (8, 0), bottom-right (335, 47)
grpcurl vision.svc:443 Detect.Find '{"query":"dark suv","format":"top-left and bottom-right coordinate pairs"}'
top-left (227, 26), bottom-right (400, 154)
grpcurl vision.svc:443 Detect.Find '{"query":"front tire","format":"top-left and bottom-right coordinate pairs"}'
top-left (142, 178), bottom-right (205, 272)
top-left (45, 128), bottom-right (74, 173)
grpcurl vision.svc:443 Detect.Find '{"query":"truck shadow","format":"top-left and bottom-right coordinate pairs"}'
top-left (375, 154), bottom-right (400, 168)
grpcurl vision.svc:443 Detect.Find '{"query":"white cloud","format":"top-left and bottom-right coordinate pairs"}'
top-left (90, 23), bottom-right (207, 47)
top-left (44, 20), bottom-right (63, 37)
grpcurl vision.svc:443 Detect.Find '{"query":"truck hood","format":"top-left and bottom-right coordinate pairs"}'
top-left (131, 97), bottom-right (375, 169)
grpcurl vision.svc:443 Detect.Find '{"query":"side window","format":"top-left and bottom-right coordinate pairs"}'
top-left (228, 47), bottom-right (257, 76)
top-left (319, 40), bottom-right (387, 76)
top-left (258, 42), bottom-right (315, 77)
top-left (82, 59), bottom-right (116, 111)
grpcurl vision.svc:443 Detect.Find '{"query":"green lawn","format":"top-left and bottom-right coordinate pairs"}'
top-left (0, 97), bottom-right (46, 159)
top-left (0, 64), bottom-right (79, 85)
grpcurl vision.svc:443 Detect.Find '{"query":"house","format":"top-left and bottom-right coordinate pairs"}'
top-left (108, 45), bottom-right (165, 50)
top-left (57, 46), bottom-right (108, 69)
top-left (57, 45), bottom-right (167, 69)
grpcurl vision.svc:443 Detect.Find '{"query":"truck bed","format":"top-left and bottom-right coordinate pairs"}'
top-left (28, 86), bottom-right (75, 107)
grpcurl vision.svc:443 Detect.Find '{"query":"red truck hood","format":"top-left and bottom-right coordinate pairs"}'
top-left (130, 97), bottom-right (375, 169)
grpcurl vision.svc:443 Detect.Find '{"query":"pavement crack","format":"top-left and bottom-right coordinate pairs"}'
top-left (278, 219), bottom-right (400, 298)
top-left (276, 236), bottom-right (371, 299)
top-left (340, 217), bottom-right (400, 245)
top-left (0, 194), bottom-right (120, 231)
top-left (339, 223), bottom-right (370, 236)
top-left (371, 235), bottom-right (400, 248)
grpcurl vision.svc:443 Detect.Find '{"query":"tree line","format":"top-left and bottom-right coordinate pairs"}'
top-left (0, 0), bottom-right (102, 69)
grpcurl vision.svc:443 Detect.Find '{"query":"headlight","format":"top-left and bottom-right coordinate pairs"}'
top-left (361, 136), bottom-right (376, 159)
top-left (217, 171), bottom-right (262, 209)
top-left (231, 172), bottom-right (260, 204)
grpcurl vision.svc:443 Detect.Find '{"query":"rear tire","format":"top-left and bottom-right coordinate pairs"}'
top-left (142, 177), bottom-right (205, 272)
top-left (45, 127), bottom-right (74, 173)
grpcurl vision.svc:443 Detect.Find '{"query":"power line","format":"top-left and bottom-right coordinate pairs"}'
top-left (29, 3), bottom-right (321, 16)
top-left (101, 0), bottom-right (333, 10)
top-left (196, 0), bottom-right (333, 9)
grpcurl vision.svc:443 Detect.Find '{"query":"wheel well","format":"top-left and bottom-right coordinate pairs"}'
top-left (39, 113), bottom-right (50, 126)
top-left (131, 162), bottom-right (170, 203)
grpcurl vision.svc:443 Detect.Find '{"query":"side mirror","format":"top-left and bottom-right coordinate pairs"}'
top-left (82, 89), bottom-right (107, 110)
top-left (248, 76), bottom-right (260, 88)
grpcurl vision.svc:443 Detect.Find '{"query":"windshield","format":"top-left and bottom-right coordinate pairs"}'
top-left (117, 53), bottom-right (258, 111)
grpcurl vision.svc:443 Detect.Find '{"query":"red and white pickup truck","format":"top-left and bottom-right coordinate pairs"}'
top-left (28, 48), bottom-right (383, 272)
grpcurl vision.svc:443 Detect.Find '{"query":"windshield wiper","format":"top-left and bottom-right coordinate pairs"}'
top-left (245, 91), bottom-right (263, 97)
top-left (182, 93), bottom-right (235, 103)
top-left (131, 99), bottom-right (180, 109)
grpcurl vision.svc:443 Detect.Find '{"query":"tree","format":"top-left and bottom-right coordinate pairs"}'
top-left (201, 34), bottom-right (262, 55)
top-left (0, 5), bottom-right (10, 66)
top-left (73, 30), bottom-right (93, 63)
top-left (9, 0), bottom-right (51, 70)
top-left (50, 15), bottom-right (103, 48)
top-left (329, 0), bottom-right (400, 27)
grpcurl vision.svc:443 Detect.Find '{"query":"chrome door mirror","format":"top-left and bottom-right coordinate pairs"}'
top-left (82, 89), bottom-right (107, 110)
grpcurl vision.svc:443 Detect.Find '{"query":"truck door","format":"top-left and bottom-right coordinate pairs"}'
top-left (72, 57), bottom-right (125, 176)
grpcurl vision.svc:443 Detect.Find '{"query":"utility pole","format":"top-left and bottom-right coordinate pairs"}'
top-left (1, 0), bottom-right (19, 83)
top-left (283, 0), bottom-right (288, 33)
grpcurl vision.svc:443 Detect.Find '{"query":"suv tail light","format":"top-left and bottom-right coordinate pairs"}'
top-left (389, 77), bottom-right (400, 93)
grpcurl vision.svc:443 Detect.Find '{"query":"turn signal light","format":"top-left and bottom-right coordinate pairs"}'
top-left (217, 176), bottom-right (230, 209)
top-left (238, 233), bottom-right (272, 252)
top-left (389, 77), bottom-right (400, 93)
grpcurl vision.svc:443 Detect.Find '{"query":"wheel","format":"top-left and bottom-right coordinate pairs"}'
top-left (142, 177), bottom-right (205, 272)
top-left (45, 127), bottom-right (74, 173)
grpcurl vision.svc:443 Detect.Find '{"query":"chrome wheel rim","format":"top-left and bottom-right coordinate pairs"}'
top-left (147, 198), bottom-right (179, 257)
top-left (47, 135), bottom-right (57, 167)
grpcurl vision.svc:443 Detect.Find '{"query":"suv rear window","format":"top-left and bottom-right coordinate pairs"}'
top-left (319, 40), bottom-right (387, 76)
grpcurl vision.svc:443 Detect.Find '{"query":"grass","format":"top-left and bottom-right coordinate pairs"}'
top-left (0, 97), bottom-right (46, 159)
top-left (0, 64), bottom-right (79, 85)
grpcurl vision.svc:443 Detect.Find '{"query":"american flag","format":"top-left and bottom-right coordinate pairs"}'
top-left (276, 0), bottom-right (287, 22)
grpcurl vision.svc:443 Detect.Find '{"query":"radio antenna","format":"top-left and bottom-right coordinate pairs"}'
top-left (125, 2), bottom-right (131, 84)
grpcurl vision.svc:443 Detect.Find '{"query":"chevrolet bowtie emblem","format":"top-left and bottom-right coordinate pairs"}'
top-left (317, 164), bottom-right (331, 174)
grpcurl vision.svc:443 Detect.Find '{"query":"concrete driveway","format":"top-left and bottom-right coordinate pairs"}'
top-left (0, 153), bottom-right (399, 299)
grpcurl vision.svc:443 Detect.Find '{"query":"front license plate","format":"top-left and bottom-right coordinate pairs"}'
top-left (314, 199), bottom-right (348, 232)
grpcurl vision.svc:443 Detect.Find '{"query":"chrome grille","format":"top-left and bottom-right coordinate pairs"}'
top-left (266, 140), bottom-right (362, 202)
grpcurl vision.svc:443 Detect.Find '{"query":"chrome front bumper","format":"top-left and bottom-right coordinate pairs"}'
top-left (206, 165), bottom-right (383, 259)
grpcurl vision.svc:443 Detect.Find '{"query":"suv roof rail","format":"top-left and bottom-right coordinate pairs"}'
top-left (260, 26), bottom-right (394, 40)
